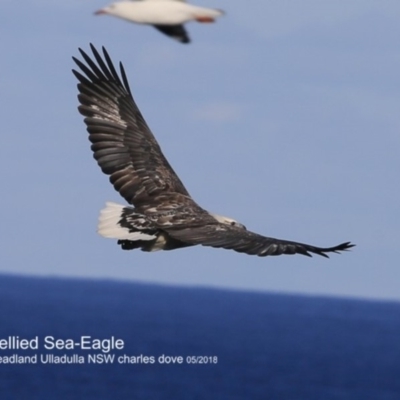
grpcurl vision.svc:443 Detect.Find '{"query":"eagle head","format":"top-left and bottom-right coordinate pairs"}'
top-left (208, 212), bottom-right (246, 230)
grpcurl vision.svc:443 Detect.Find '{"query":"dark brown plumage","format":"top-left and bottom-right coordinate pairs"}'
top-left (73, 44), bottom-right (355, 258)
top-left (154, 24), bottom-right (190, 43)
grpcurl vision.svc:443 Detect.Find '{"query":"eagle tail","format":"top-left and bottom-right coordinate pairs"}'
top-left (97, 202), bottom-right (157, 241)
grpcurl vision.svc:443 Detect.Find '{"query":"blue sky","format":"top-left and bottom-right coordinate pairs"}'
top-left (0, 0), bottom-right (399, 300)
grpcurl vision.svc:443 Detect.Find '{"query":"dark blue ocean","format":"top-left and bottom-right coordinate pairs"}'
top-left (0, 274), bottom-right (399, 399)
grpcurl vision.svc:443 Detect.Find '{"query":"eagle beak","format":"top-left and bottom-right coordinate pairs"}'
top-left (94, 9), bottom-right (106, 15)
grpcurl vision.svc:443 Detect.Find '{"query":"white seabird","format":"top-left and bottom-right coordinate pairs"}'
top-left (95, 0), bottom-right (225, 43)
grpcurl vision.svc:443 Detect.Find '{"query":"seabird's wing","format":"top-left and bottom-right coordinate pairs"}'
top-left (166, 224), bottom-right (355, 258)
top-left (153, 24), bottom-right (190, 43)
top-left (72, 44), bottom-right (190, 206)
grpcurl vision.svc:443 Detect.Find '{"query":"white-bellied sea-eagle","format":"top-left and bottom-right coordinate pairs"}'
top-left (72, 45), bottom-right (354, 258)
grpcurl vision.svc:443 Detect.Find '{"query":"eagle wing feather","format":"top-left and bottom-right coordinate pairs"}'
top-left (73, 44), bottom-right (190, 206)
top-left (166, 224), bottom-right (354, 258)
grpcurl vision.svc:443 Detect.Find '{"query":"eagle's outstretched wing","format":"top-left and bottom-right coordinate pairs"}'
top-left (72, 44), bottom-right (190, 206)
top-left (166, 224), bottom-right (354, 258)
top-left (153, 24), bottom-right (190, 43)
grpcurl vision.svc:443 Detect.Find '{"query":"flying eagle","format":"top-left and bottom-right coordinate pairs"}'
top-left (94, 0), bottom-right (225, 44)
top-left (72, 45), bottom-right (354, 258)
